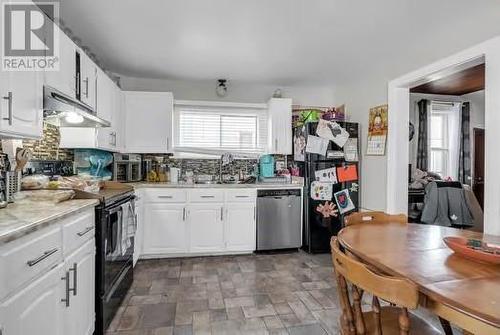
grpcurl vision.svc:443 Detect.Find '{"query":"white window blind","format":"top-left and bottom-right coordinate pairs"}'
top-left (173, 102), bottom-right (268, 156)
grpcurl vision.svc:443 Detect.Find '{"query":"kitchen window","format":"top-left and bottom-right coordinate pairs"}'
top-left (173, 101), bottom-right (268, 156)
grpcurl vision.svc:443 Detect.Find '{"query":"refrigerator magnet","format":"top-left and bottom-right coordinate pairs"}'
top-left (305, 135), bottom-right (329, 156)
top-left (336, 164), bottom-right (358, 182)
top-left (310, 181), bottom-right (333, 200)
top-left (316, 119), bottom-right (350, 148)
top-left (334, 189), bottom-right (355, 214)
top-left (315, 167), bottom-right (338, 183)
top-left (315, 201), bottom-right (339, 218)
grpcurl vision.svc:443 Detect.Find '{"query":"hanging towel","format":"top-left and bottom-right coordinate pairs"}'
top-left (119, 201), bottom-right (137, 255)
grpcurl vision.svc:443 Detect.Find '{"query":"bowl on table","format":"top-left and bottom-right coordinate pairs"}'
top-left (443, 236), bottom-right (500, 264)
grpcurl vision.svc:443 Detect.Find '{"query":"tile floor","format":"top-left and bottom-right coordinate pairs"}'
top-left (106, 251), bottom-right (341, 335)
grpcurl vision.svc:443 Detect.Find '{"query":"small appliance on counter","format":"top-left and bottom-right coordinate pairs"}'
top-left (75, 149), bottom-right (113, 180)
top-left (259, 154), bottom-right (275, 177)
top-left (113, 153), bottom-right (142, 182)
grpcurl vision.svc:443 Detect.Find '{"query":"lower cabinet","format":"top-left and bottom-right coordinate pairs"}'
top-left (140, 189), bottom-right (257, 258)
top-left (63, 239), bottom-right (95, 335)
top-left (0, 209), bottom-right (96, 335)
top-left (188, 203), bottom-right (225, 252)
top-left (143, 203), bottom-right (187, 254)
top-left (0, 263), bottom-right (66, 335)
top-left (225, 203), bottom-right (257, 252)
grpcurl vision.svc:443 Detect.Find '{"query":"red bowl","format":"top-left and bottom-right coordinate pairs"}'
top-left (443, 236), bottom-right (500, 265)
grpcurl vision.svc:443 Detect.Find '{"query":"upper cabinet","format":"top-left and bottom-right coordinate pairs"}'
top-left (124, 91), bottom-right (173, 153)
top-left (0, 3), bottom-right (46, 139)
top-left (44, 24), bottom-right (77, 97)
top-left (59, 76), bottom-right (123, 152)
top-left (268, 98), bottom-right (292, 155)
top-left (77, 50), bottom-right (97, 110)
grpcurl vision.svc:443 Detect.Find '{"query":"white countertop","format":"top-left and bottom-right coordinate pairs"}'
top-left (0, 197), bottom-right (99, 245)
top-left (132, 181), bottom-right (304, 190)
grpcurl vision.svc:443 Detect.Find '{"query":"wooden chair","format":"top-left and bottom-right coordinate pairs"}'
top-left (344, 211), bottom-right (407, 227)
top-left (331, 238), bottom-right (441, 335)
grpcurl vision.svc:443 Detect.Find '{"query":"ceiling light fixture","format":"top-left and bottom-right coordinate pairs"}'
top-left (216, 79), bottom-right (228, 97)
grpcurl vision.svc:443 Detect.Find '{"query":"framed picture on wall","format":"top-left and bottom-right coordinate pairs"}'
top-left (366, 104), bottom-right (388, 155)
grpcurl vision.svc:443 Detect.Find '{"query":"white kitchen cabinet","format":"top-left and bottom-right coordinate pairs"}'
top-left (78, 50), bottom-right (97, 110)
top-left (0, 35), bottom-right (44, 138)
top-left (142, 203), bottom-right (187, 255)
top-left (268, 98), bottom-right (292, 154)
top-left (124, 91), bottom-right (173, 153)
top-left (63, 239), bottom-right (95, 335)
top-left (225, 203), bottom-right (256, 251)
top-left (0, 263), bottom-right (65, 335)
top-left (188, 203), bottom-right (225, 252)
top-left (59, 72), bottom-right (123, 152)
top-left (44, 22), bottom-right (77, 97)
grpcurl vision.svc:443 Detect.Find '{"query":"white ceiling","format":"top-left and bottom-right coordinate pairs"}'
top-left (55, 0), bottom-right (500, 86)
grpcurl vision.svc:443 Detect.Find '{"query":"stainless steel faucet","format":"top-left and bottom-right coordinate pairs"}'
top-left (219, 152), bottom-right (234, 183)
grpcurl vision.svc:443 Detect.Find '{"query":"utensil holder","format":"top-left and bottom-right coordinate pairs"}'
top-left (6, 171), bottom-right (21, 202)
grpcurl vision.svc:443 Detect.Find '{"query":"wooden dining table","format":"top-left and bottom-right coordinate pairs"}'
top-left (337, 222), bottom-right (500, 334)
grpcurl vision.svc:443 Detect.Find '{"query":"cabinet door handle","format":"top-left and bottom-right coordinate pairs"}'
top-left (235, 195), bottom-right (249, 198)
top-left (220, 207), bottom-right (224, 221)
top-left (69, 263), bottom-right (77, 296)
top-left (83, 77), bottom-right (89, 98)
top-left (166, 137), bottom-right (169, 150)
top-left (201, 195), bottom-right (215, 198)
top-left (158, 195), bottom-right (173, 199)
top-left (275, 138), bottom-right (278, 151)
top-left (77, 226), bottom-right (94, 237)
top-left (2, 92), bottom-right (13, 125)
top-left (61, 271), bottom-right (70, 307)
top-left (27, 248), bottom-right (58, 267)
top-left (183, 207), bottom-right (186, 221)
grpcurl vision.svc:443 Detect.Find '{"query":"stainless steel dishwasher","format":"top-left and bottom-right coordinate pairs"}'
top-left (257, 189), bottom-right (302, 250)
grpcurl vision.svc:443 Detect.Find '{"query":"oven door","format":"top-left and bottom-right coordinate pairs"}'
top-left (103, 200), bottom-right (135, 293)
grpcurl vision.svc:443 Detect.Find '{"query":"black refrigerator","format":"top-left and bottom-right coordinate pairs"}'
top-left (294, 121), bottom-right (360, 253)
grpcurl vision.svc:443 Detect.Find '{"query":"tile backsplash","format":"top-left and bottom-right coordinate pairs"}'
top-left (143, 154), bottom-right (259, 177)
top-left (23, 123), bottom-right (74, 160)
top-left (0, 123), bottom-right (74, 161)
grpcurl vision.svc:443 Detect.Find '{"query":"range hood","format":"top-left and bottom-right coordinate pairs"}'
top-left (43, 86), bottom-right (111, 128)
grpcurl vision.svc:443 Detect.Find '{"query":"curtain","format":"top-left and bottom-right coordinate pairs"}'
top-left (416, 99), bottom-right (429, 170)
top-left (458, 102), bottom-right (471, 184)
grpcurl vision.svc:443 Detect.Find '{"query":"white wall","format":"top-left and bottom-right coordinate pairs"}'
top-left (335, 59), bottom-right (491, 213)
top-left (119, 76), bottom-right (336, 107)
top-left (463, 90), bottom-right (485, 130)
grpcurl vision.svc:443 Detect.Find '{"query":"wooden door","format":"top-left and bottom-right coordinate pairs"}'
top-left (473, 128), bottom-right (485, 209)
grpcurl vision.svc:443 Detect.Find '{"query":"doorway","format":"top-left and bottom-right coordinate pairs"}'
top-left (405, 63), bottom-right (485, 230)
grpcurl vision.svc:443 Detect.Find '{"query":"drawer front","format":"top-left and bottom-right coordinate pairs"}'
top-left (0, 225), bottom-right (63, 300)
top-left (225, 189), bottom-right (257, 202)
top-left (62, 209), bottom-right (95, 256)
top-left (144, 189), bottom-right (187, 203)
top-left (189, 189), bottom-right (224, 203)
